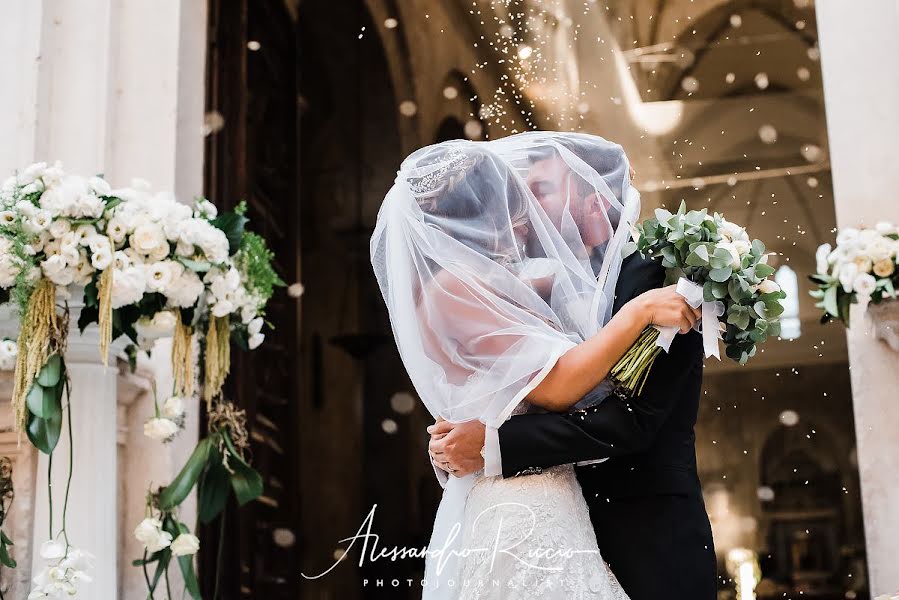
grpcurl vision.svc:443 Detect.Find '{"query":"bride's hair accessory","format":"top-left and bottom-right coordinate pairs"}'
top-left (408, 147), bottom-right (478, 202)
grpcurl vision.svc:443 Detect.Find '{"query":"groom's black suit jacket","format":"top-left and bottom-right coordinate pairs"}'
top-left (498, 253), bottom-right (717, 600)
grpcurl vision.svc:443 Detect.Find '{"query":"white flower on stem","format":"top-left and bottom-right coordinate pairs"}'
top-left (836, 227), bottom-right (859, 247)
top-left (875, 221), bottom-right (897, 236)
top-left (248, 317), bottom-right (264, 336)
top-left (39, 540), bottom-right (67, 560)
top-left (87, 176), bottom-right (111, 197)
top-left (719, 220), bottom-right (749, 242)
top-left (15, 200), bottom-right (37, 218)
top-left (816, 243), bottom-right (832, 275)
top-left (873, 258), bottom-right (895, 278)
top-left (29, 542), bottom-right (94, 600)
top-left (194, 199), bottom-right (218, 219)
top-left (25, 210), bottom-right (52, 234)
top-left (715, 241), bottom-right (742, 269)
top-left (0, 210), bottom-right (15, 226)
top-left (170, 533), bottom-right (200, 557)
top-left (73, 255), bottom-right (94, 286)
top-left (143, 417), bottom-right (179, 442)
top-left (161, 396), bottom-right (186, 420)
top-left (136, 311), bottom-right (177, 340)
top-left (134, 517), bottom-right (173, 553)
top-left (854, 272), bottom-right (877, 302)
top-left (41, 255), bottom-right (75, 286)
top-left (248, 333), bottom-right (265, 350)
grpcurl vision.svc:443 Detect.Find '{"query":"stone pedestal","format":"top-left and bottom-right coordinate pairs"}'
top-left (817, 1), bottom-right (899, 594)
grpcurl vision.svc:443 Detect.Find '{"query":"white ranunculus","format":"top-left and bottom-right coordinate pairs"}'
top-left (854, 272), bottom-right (877, 301)
top-left (733, 239), bottom-right (752, 256)
top-left (248, 332), bottom-right (265, 349)
top-left (41, 254), bottom-right (68, 279)
top-left (134, 517), bottom-right (173, 553)
top-left (874, 258), bottom-right (895, 278)
top-left (248, 317), bottom-right (264, 336)
top-left (111, 265), bottom-right (147, 309)
top-left (0, 210), bottom-right (15, 226)
top-left (143, 417), bottom-right (179, 442)
top-left (129, 222), bottom-right (167, 256)
top-left (719, 220), bottom-right (749, 242)
top-left (170, 533), bottom-right (200, 557)
top-left (161, 396), bottom-right (186, 420)
top-left (758, 279), bottom-right (781, 294)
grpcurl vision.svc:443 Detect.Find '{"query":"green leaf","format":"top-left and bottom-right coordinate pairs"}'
top-left (0, 531), bottom-right (15, 568)
top-left (36, 354), bottom-right (62, 387)
top-left (621, 241), bottom-right (638, 258)
top-left (26, 409), bottom-right (62, 454)
top-left (755, 263), bottom-right (775, 278)
top-left (211, 211), bottom-right (248, 255)
top-left (178, 258), bottom-right (212, 273)
top-left (175, 522), bottom-right (202, 599)
top-left (823, 285), bottom-right (839, 318)
top-left (753, 301), bottom-right (769, 320)
top-left (26, 384), bottom-right (60, 420)
top-left (654, 208), bottom-right (673, 226)
top-left (159, 438), bottom-right (213, 510)
top-left (709, 267), bottom-right (732, 283)
top-left (222, 431), bottom-right (263, 506)
top-left (198, 449), bottom-right (231, 523)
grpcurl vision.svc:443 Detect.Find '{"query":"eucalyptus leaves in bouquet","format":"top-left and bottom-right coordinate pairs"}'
top-left (614, 201), bottom-right (786, 396)
top-left (810, 222), bottom-right (899, 327)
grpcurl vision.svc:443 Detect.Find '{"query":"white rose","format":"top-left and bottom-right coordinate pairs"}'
top-left (15, 200), bottom-right (36, 218)
top-left (73, 223), bottom-right (97, 245)
top-left (41, 254), bottom-right (68, 279)
top-left (854, 272), bottom-right (877, 301)
top-left (89, 246), bottom-right (111, 270)
top-left (248, 332), bottom-right (265, 349)
top-left (0, 211), bottom-right (15, 227)
top-left (874, 258), bottom-right (895, 278)
top-left (161, 396), bottom-right (186, 420)
top-left (129, 222), bottom-right (167, 256)
top-left (170, 533), bottom-right (200, 557)
top-left (143, 417), bottom-right (179, 442)
top-left (836, 228), bottom-right (859, 246)
top-left (758, 279), bottom-right (781, 294)
top-left (719, 220), bottom-right (749, 242)
top-left (74, 194), bottom-right (104, 219)
top-left (17, 162), bottom-right (48, 186)
top-left (211, 299), bottom-right (235, 318)
top-left (165, 268), bottom-right (204, 308)
top-left (733, 239), bottom-right (752, 256)
top-left (111, 265), bottom-right (147, 308)
top-left (875, 221), bottom-right (897, 236)
top-left (88, 176), bottom-right (111, 197)
top-left (145, 261), bottom-right (176, 293)
top-left (134, 518), bottom-right (172, 553)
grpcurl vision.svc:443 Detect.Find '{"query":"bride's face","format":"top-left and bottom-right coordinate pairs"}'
top-left (526, 155), bottom-right (613, 248)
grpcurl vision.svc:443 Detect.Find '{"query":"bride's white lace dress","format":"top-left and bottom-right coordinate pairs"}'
top-left (454, 403), bottom-right (629, 600)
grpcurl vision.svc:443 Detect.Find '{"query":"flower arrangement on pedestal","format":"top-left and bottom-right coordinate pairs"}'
top-left (810, 222), bottom-right (899, 349)
top-left (0, 162), bottom-right (283, 598)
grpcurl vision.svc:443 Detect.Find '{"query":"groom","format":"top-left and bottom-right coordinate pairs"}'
top-left (428, 139), bottom-right (717, 600)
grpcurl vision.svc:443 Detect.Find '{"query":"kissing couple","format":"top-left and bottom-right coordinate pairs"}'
top-left (371, 131), bottom-right (716, 600)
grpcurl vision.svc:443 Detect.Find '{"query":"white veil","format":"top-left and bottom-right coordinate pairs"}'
top-left (370, 132), bottom-right (639, 595)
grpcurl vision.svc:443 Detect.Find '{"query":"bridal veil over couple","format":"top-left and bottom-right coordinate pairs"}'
top-left (370, 132), bottom-right (716, 600)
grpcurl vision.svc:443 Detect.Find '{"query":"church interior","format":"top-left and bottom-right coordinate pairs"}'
top-left (201, 0), bottom-right (868, 598)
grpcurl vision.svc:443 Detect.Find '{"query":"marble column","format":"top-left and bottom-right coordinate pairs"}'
top-left (816, 1), bottom-right (899, 595)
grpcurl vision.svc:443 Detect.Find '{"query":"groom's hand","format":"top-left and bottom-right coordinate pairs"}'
top-left (427, 420), bottom-right (485, 477)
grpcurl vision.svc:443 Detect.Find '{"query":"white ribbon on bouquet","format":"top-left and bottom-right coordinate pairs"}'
top-left (654, 278), bottom-right (725, 359)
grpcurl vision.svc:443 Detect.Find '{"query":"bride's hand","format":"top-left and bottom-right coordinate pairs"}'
top-left (629, 285), bottom-right (701, 334)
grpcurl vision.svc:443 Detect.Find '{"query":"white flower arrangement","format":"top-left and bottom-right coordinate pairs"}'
top-left (810, 222), bottom-right (899, 326)
top-left (1, 162), bottom-right (283, 600)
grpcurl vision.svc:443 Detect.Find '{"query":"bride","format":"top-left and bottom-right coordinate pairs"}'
top-left (370, 132), bottom-right (699, 599)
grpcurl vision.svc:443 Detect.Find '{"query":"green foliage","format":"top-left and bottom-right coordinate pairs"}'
top-left (236, 231), bottom-right (285, 313)
top-left (25, 355), bottom-right (66, 454)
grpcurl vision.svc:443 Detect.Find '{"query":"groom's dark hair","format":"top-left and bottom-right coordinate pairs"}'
top-left (527, 137), bottom-right (627, 203)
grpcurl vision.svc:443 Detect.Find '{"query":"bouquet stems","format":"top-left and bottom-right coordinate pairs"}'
top-left (609, 327), bottom-right (663, 398)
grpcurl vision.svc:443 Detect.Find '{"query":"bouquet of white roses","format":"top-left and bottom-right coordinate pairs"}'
top-left (612, 201), bottom-right (786, 397)
top-left (810, 222), bottom-right (898, 326)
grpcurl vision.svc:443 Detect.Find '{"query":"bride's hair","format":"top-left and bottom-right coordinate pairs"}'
top-left (417, 144), bottom-right (528, 266)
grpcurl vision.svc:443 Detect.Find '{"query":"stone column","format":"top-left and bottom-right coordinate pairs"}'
top-left (816, 1), bottom-right (899, 595)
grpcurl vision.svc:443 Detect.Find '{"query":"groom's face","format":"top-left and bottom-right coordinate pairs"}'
top-left (526, 154), bottom-right (614, 248)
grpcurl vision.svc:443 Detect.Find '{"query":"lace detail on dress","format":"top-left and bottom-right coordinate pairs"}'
top-left (453, 461), bottom-right (630, 600)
